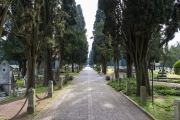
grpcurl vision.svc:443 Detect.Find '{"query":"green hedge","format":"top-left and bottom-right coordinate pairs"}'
top-left (108, 78), bottom-right (136, 94)
top-left (153, 84), bottom-right (180, 96)
top-left (108, 78), bottom-right (180, 96)
top-left (174, 60), bottom-right (180, 75)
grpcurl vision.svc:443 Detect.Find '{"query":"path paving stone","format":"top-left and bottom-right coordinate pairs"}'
top-left (33, 67), bottom-right (152, 120)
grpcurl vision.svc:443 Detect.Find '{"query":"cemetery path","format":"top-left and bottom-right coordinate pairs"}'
top-left (33, 67), bottom-right (152, 120)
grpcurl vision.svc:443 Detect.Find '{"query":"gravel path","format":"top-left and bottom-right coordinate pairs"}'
top-left (33, 67), bottom-right (152, 120)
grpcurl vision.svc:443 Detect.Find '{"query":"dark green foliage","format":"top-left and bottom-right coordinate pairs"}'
top-left (108, 78), bottom-right (136, 94)
top-left (174, 60), bottom-right (180, 75)
top-left (153, 79), bottom-right (180, 83)
top-left (62, 0), bottom-right (77, 26)
top-left (2, 35), bottom-right (27, 61)
top-left (98, 0), bottom-right (180, 96)
top-left (108, 78), bottom-right (180, 96)
top-left (153, 84), bottom-right (180, 96)
top-left (166, 45), bottom-right (180, 68)
top-left (95, 66), bottom-right (101, 72)
top-left (108, 80), bottom-right (121, 91)
top-left (92, 9), bottom-right (111, 74)
top-left (153, 84), bottom-right (171, 91)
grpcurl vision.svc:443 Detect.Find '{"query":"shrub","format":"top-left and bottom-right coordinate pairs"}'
top-left (107, 78), bottom-right (136, 93)
top-left (153, 84), bottom-right (171, 90)
top-left (173, 60), bottom-right (180, 75)
top-left (153, 84), bottom-right (180, 96)
top-left (96, 66), bottom-right (101, 72)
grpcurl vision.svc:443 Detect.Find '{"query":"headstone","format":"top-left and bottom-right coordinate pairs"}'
top-left (0, 60), bottom-right (11, 96)
top-left (174, 99), bottom-right (180, 120)
top-left (112, 75), bottom-right (114, 81)
top-left (123, 74), bottom-right (127, 78)
top-left (23, 75), bottom-right (27, 87)
top-left (0, 91), bottom-right (6, 97)
top-left (132, 73), bottom-right (136, 78)
top-left (140, 86), bottom-right (146, 105)
top-left (35, 68), bottom-right (38, 82)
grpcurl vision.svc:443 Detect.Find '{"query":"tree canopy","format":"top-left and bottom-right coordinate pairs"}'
top-left (97, 0), bottom-right (180, 96)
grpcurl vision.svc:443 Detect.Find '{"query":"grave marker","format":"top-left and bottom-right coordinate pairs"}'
top-left (0, 60), bottom-right (11, 95)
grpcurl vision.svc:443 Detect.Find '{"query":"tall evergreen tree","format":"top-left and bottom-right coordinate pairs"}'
top-left (99, 0), bottom-right (180, 96)
top-left (92, 9), bottom-right (111, 74)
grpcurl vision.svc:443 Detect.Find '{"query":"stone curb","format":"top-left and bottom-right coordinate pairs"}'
top-left (119, 91), bottom-right (158, 120)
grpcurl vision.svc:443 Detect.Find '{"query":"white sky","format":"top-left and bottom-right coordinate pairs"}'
top-left (169, 31), bottom-right (180, 46)
top-left (75, 0), bottom-right (180, 54)
top-left (75, 0), bottom-right (98, 56)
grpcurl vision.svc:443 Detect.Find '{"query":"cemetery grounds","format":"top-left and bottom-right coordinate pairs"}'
top-left (106, 68), bottom-right (180, 120)
top-left (0, 70), bottom-right (78, 120)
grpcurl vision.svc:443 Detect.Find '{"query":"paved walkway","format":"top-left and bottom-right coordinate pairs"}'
top-left (33, 67), bottom-right (151, 120)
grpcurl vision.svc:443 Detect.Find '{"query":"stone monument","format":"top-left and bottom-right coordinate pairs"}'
top-left (0, 60), bottom-right (11, 96)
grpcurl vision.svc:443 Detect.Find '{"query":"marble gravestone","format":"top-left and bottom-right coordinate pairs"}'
top-left (0, 60), bottom-right (11, 96)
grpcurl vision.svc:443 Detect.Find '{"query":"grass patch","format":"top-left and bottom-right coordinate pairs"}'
top-left (149, 72), bottom-right (180, 79)
top-left (35, 84), bottom-right (48, 94)
top-left (107, 68), bottom-right (114, 74)
top-left (108, 77), bottom-right (136, 94)
top-left (0, 114), bottom-right (6, 120)
top-left (60, 72), bottom-right (79, 76)
top-left (1, 95), bottom-right (16, 103)
top-left (16, 78), bottom-right (24, 87)
top-left (167, 73), bottom-right (180, 78)
top-left (131, 95), bottom-right (174, 120)
top-left (108, 77), bottom-right (178, 120)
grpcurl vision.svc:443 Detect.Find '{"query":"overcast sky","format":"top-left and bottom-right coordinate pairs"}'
top-left (75, 0), bottom-right (180, 52)
top-left (75, 0), bottom-right (98, 55)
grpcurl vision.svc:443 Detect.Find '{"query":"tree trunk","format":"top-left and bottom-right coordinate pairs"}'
top-left (72, 62), bottom-right (74, 72)
top-left (126, 52), bottom-right (132, 78)
top-left (56, 54), bottom-right (61, 83)
top-left (44, 56), bottom-right (47, 86)
top-left (114, 58), bottom-right (119, 78)
top-left (25, 4), bottom-right (40, 96)
top-left (26, 47), bottom-right (36, 94)
top-left (37, 60), bottom-right (41, 73)
top-left (44, 48), bottom-right (53, 86)
top-left (102, 60), bottom-right (107, 74)
top-left (21, 59), bottom-right (27, 78)
top-left (162, 60), bottom-right (167, 75)
top-left (0, 1), bottom-right (12, 38)
top-left (134, 59), bottom-right (150, 96)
